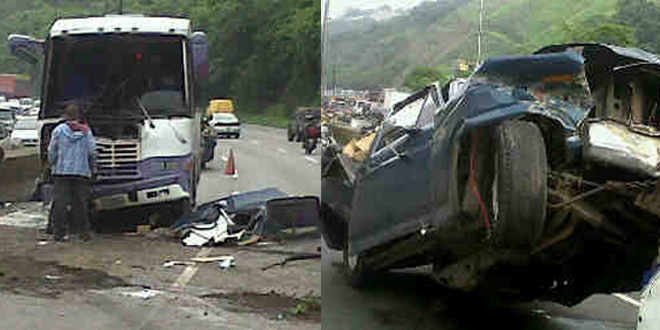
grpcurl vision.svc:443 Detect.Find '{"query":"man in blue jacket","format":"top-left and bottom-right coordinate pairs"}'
top-left (48, 104), bottom-right (96, 242)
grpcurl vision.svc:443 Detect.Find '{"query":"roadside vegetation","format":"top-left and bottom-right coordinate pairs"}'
top-left (0, 0), bottom-right (320, 127)
top-left (328, 0), bottom-right (659, 91)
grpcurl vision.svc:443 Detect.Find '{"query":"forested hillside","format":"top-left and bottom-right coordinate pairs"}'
top-left (327, 0), bottom-right (660, 91)
top-left (0, 0), bottom-right (320, 115)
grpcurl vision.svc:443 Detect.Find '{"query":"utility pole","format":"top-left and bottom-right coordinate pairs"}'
top-left (321, 0), bottom-right (330, 101)
top-left (477, 0), bottom-right (484, 65)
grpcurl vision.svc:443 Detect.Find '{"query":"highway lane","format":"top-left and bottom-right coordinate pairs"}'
top-left (198, 124), bottom-right (320, 202)
top-left (322, 243), bottom-right (639, 329)
top-left (0, 124), bottom-right (322, 330)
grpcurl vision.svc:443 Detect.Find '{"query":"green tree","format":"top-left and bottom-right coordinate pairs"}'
top-left (562, 17), bottom-right (636, 46)
top-left (403, 66), bottom-right (447, 92)
top-left (0, 0), bottom-right (319, 116)
top-left (615, 0), bottom-right (660, 51)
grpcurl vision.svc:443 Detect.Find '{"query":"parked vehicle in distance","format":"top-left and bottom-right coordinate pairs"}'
top-left (322, 45), bottom-right (660, 307)
top-left (19, 97), bottom-right (33, 110)
top-left (0, 122), bottom-right (8, 140)
top-left (10, 115), bottom-right (38, 147)
top-left (26, 107), bottom-right (39, 116)
top-left (206, 98), bottom-right (234, 117)
top-left (0, 106), bottom-right (16, 133)
top-left (209, 112), bottom-right (241, 138)
top-left (1, 101), bottom-right (22, 116)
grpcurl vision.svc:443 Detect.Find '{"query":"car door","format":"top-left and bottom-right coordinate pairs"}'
top-left (348, 88), bottom-right (439, 255)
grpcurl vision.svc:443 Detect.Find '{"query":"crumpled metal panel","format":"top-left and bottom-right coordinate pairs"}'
top-left (584, 120), bottom-right (660, 178)
top-left (535, 43), bottom-right (660, 65)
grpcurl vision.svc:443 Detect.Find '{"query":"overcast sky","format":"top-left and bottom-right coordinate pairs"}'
top-left (324, 0), bottom-right (428, 19)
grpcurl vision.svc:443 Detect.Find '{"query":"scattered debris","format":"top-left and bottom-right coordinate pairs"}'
top-left (136, 224), bottom-right (151, 233)
top-left (114, 260), bottom-right (122, 265)
top-left (37, 241), bottom-right (48, 246)
top-left (44, 275), bottom-right (62, 280)
top-left (181, 213), bottom-right (246, 247)
top-left (190, 255), bottom-right (234, 263)
top-left (163, 261), bottom-right (196, 268)
top-left (120, 288), bottom-right (159, 300)
top-left (237, 235), bottom-right (261, 246)
top-left (261, 253), bottom-right (321, 271)
top-left (218, 256), bottom-right (236, 270)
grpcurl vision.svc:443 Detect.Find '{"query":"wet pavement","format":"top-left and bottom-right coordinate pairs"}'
top-left (322, 240), bottom-right (638, 330)
top-left (0, 125), bottom-right (321, 330)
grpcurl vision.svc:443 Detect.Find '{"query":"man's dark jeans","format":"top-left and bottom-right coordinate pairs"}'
top-left (52, 176), bottom-right (91, 239)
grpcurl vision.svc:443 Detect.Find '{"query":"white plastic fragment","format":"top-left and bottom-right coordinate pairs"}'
top-left (163, 261), bottom-right (196, 268)
top-left (218, 256), bottom-right (235, 270)
top-left (121, 288), bottom-right (159, 300)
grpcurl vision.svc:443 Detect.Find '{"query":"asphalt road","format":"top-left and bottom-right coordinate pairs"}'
top-left (0, 124), bottom-right (322, 330)
top-left (322, 242), bottom-right (640, 330)
top-left (198, 124), bottom-right (320, 201)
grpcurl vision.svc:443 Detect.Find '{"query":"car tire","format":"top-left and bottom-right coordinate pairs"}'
top-left (492, 121), bottom-right (547, 249)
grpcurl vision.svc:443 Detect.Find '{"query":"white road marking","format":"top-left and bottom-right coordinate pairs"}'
top-left (250, 140), bottom-right (259, 145)
top-left (277, 148), bottom-right (287, 154)
top-left (612, 293), bottom-right (642, 307)
top-left (304, 156), bottom-right (319, 164)
top-left (171, 247), bottom-right (212, 290)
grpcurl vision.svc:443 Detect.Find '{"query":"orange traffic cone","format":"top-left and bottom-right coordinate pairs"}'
top-left (224, 148), bottom-right (236, 175)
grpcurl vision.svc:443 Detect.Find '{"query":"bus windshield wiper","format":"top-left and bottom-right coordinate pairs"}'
top-left (135, 97), bottom-right (156, 129)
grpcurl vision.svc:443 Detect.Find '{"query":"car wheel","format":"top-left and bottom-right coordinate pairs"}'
top-left (343, 238), bottom-right (370, 288)
top-left (235, 133), bottom-right (240, 139)
top-left (491, 121), bottom-right (547, 249)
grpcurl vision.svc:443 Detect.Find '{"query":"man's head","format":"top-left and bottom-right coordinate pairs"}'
top-left (63, 104), bottom-right (80, 121)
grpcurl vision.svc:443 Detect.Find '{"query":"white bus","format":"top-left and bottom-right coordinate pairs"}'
top-left (9, 15), bottom-right (210, 224)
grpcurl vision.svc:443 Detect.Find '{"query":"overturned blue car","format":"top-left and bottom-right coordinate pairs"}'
top-left (321, 44), bottom-right (660, 306)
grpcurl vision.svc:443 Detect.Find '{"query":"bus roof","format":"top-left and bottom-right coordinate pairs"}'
top-left (49, 15), bottom-right (191, 38)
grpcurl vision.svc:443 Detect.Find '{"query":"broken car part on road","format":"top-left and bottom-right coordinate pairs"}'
top-left (173, 188), bottom-right (320, 247)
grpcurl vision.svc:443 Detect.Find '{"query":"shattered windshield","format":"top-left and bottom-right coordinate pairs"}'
top-left (45, 35), bottom-right (188, 118)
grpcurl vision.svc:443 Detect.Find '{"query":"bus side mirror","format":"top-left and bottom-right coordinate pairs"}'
top-left (8, 34), bottom-right (44, 65)
top-left (191, 31), bottom-right (209, 82)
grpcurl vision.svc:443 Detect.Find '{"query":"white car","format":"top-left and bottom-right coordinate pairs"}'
top-left (209, 113), bottom-right (241, 138)
top-left (26, 107), bottom-right (39, 116)
top-left (10, 116), bottom-right (38, 147)
top-left (19, 97), bottom-right (33, 109)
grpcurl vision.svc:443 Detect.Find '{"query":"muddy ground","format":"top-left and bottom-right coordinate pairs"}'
top-left (0, 211), bottom-right (321, 328)
top-left (0, 125), bottom-right (322, 329)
